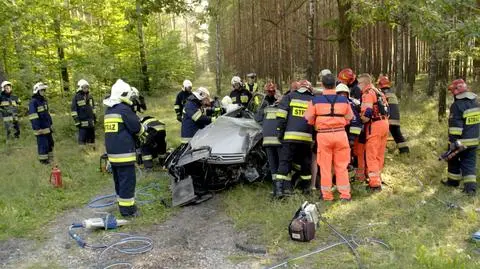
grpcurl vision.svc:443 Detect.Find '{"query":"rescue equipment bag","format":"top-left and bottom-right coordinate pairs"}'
top-left (372, 88), bottom-right (389, 117)
top-left (288, 201), bottom-right (317, 242)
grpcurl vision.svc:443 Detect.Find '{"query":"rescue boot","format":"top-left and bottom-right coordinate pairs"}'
top-left (120, 204), bottom-right (140, 218)
top-left (463, 182), bottom-right (477, 196)
top-left (300, 180), bottom-right (311, 195)
top-left (273, 180), bottom-right (284, 198)
top-left (283, 180), bottom-right (293, 196)
top-left (441, 179), bottom-right (460, 188)
top-left (367, 185), bottom-right (382, 192)
top-left (399, 146), bottom-right (410, 154)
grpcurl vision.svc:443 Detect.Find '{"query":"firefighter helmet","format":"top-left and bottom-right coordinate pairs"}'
top-left (110, 79), bottom-right (133, 100)
top-left (33, 82), bottom-right (48, 94)
top-left (336, 83), bottom-right (350, 96)
top-left (231, 76), bottom-right (242, 85)
top-left (193, 87), bottom-right (211, 101)
top-left (247, 73), bottom-right (257, 78)
top-left (448, 79), bottom-right (468, 96)
top-left (183, 80), bottom-right (192, 91)
top-left (1, 81), bottom-right (12, 92)
top-left (377, 76), bottom-right (391, 89)
top-left (338, 68), bottom-right (356, 85)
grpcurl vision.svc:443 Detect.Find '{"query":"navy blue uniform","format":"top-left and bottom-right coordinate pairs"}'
top-left (140, 116), bottom-right (167, 169)
top-left (346, 98), bottom-right (363, 144)
top-left (29, 94), bottom-right (54, 163)
top-left (446, 91), bottom-right (479, 191)
top-left (348, 79), bottom-right (362, 101)
top-left (230, 88), bottom-right (252, 106)
top-left (0, 91), bottom-right (21, 138)
top-left (104, 101), bottom-right (145, 216)
top-left (174, 90), bottom-right (192, 122)
top-left (71, 91), bottom-right (96, 145)
top-left (276, 90), bottom-right (314, 186)
top-left (180, 95), bottom-right (212, 143)
top-left (381, 87), bottom-right (409, 153)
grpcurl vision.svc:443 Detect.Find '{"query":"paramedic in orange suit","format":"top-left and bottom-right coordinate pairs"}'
top-left (358, 73), bottom-right (389, 191)
top-left (305, 74), bottom-right (354, 201)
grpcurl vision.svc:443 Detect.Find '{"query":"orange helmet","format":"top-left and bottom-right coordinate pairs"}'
top-left (338, 68), bottom-right (356, 85)
top-left (298, 79), bottom-right (313, 91)
top-left (377, 76), bottom-right (391, 89)
top-left (448, 79), bottom-right (468, 95)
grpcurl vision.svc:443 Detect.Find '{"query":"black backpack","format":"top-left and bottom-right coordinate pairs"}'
top-left (372, 88), bottom-right (389, 117)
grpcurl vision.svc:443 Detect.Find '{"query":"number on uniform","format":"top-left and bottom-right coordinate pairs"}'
top-left (104, 122), bottom-right (118, 132)
top-left (466, 115), bottom-right (480, 125)
top-left (292, 107), bottom-right (306, 117)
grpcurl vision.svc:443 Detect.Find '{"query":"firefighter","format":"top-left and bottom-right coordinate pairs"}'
top-left (29, 82), bottom-right (54, 164)
top-left (358, 73), bottom-right (389, 191)
top-left (245, 73), bottom-right (259, 93)
top-left (71, 79), bottom-right (96, 146)
top-left (276, 80), bottom-right (314, 194)
top-left (337, 68), bottom-right (362, 101)
top-left (140, 116), bottom-right (167, 170)
top-left (174, 80), bottom-right (193, 122)
top-left (103, 79), bottom-right (147, 217)
top-left (0, 81), bottom-right (21, 139)
top-left (181, 87), bottom-right (215, 144)
top-left (376, 75), bottom-right (410, 154)
top-left (230, 76), bottom-right (252, 106)
top-left (255, 82), bottom-right (283, 197)
top-left (443, 79), bottom-right (479, 195)
top-left (305, 74), bottom-right (354, 201)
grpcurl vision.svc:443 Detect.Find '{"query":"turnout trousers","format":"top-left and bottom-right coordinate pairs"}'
top-left (277, 143), bottom-right (312, 183)
top-left (36, 133), bottom-right (54, 163)
top-left (447, 147), bottom-right (477, 189)
top-left (112, 164), bottom-right (137, 216)
top-left (365, 119), bottom-right (389, 187)
top-left (265, 146), bottom-right (281, 179)
top-left (4, 120), bottom-right (20, 139)
top-left (317, 131), bottom-right (351, 200)
top-left (390, 125), bottom-right (409, 153)
top-left (78, 127), bottom-right (95, 145)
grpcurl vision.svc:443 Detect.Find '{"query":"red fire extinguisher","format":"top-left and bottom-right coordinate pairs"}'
top-left (50, 165), bottom-right (63, 188)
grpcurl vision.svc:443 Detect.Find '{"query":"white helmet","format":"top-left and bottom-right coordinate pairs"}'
top-left (1, 81), bottom-right (12, 92)
top-left (183, 80), bottom-right (192, 90)
top-left (77, 79), bottom-right (89, 91)
top-left (33, 82), bottom-right (48, 94)
top-left (221, 95), bottom-right (233, 107)
top-left (231, 76), bottom-right (242, 85)
top-left (336, 83), bottom-right (350, 95)
top-left (110, 79), bottom-right (132, 100)
top-left (131, 87), bottom-right (139, 98)
top-left (319, 69), bottom-right (332, 78)
top-left (192, 87), bottom-right (211, 101)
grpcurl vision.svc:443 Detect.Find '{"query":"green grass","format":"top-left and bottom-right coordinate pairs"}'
top-left (222, 78), bottom-right (480, 268)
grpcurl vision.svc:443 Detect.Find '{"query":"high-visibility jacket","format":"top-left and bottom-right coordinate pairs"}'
top-left (28, 94), bottom-right (52, 135)
top-left (0, 91), bottom-right (20, 122)
top-left (104, 102), bottom-right (144, 166)
top-left (277, 89), bottom-right (314, 143)
top-left (381, 87), bottom-right (400, 126)
top-left (448, 91), bottom-right (480, 148)
top-left (174, 90), bottom-right (192, 118)
top-left (181, 95), bottom-right (212, 143)
top-left (71, 91), bottom-right (96, 128)
top-left (360, 84), bottom-right (389, 122)
top-left (230, 88), bottom-right (252, 106)
top-left (245, 82), bottom-right (259, 93)
top-left (304, 89), bottom-right (353, 130)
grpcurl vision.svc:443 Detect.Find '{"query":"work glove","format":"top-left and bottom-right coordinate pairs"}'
top-left (211, 116), bottom-right (217, 123)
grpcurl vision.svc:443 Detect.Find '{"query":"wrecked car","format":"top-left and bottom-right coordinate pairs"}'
top-left (164, 93), bottom-right (269, 206)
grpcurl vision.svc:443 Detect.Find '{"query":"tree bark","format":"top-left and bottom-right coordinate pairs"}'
top-left (136, 0), bottom-right (150, 92)
top-left (337, 0), bottom-right (353, 69)
top-left (306, 0), bottom-right (316, 84)
top-left (215, 2), bottom-right (221, 95)
top-left (407, 26), bottom-right (417, 94)
top-left (437, 46), bottom-right (449, 121)
top-left (427, 41), bottom-right (438, 97)
top-left (53, 16), bottom-right (70, 92)
top-left (474, 37), bottom-right (480, 82)
top-left (394, 24), bottom-right (403, 98)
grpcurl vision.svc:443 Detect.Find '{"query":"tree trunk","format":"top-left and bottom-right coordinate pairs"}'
top-left (394, 25), bottom-right (403, 98)
top-left (136, 0), bottom-right (150, 92)
top-left (337, 0), bottom-right (353, 69)
top-left (407, 27), bottom-right (417, 94)
top-left (437, 46), bottom-right (449, 121)
top-left (306, 0), bottom-right (316, 84)
top-left (53, 16), bottom-right (70, 92)
top-left (474, 37), bottom-right (480, 82)
top-left (215, 4), bottom-right (221, 95)
top-left (427, 41), bottom-right (438, 97)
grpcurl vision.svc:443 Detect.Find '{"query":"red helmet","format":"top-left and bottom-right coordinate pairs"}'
top-left (377, 76), bottom-right (391, 89)
top-left (298, 79), bottom-right (313, 91)
top-left (338, 68), bottom-right (356, 85)
top-left (448, 79), bottom-right (468, 95)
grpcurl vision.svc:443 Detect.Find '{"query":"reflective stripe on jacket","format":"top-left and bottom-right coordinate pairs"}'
top-left (181, 95), bottom-right (212, 141)
top-left (277, 90), bottom-right (314, 143)
top-left (448, 92), bottom-right (480, 148)
top-left (71, 91), bottom-right (95, 128)
top-left (230, 88), bottom-right (252, 106)
top-left (29, 94), bottom-right (52, 134)
top-left (382, 88), bottom-right (400, 125)
top-left (0, 92), bottom-right (20, 120)
top-left (304, 89), bottom-right (353, 131)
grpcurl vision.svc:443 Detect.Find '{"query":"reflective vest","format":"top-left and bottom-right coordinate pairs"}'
top-left (230, 88), bottom-right (252, 106)
top-left (104, 102), bottom-right (144, 166)
top-left (381, 88), bottom-right (400, 126)
top-left (277, 90), bottom-right (314, 143)
top-left (181, 95), bottom-right (212, 143)
top-left (448, 92), bottom-right (480, 148)
top-left (304, 89), bottom-right (353, 131)
top-left (71, 91), bottom-right (96, 128)
top-left (245, 83), bottom-right (258, 93)
top-left (28, 94), bottom-right (52, 135)
top-left (0, 92), bottom-right (20, 122)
